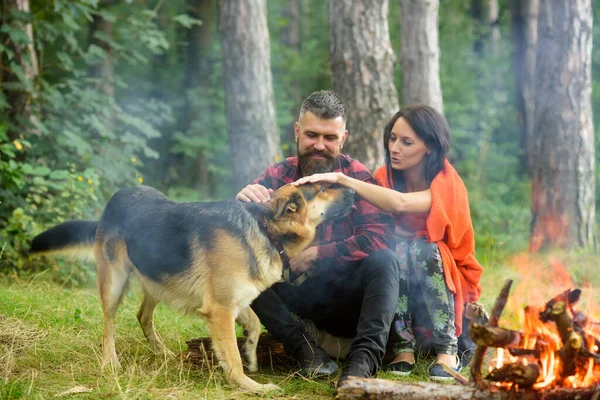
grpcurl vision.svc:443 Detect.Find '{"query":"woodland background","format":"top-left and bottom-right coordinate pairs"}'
top-left (1, 0), bottom-right (598, 280)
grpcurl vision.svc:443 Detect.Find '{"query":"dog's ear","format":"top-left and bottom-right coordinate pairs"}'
top-left (271, 195), bottom-right (298, 220)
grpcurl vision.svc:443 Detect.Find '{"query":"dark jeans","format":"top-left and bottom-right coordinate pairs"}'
top-left (251, 249), bottom-right (401, 374)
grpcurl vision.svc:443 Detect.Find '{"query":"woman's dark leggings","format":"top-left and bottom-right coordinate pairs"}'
top-left (392, 236), bottom-right (458, 356)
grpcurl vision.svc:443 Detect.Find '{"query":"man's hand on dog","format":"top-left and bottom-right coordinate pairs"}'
top-left (236, 184), bottom-right (274, 203)
top-left (290, 246), bottom-right (318, 274)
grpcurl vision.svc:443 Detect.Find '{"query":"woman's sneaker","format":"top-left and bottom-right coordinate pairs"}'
top-left (387, 361), bottom-right (415, 376)
top-left (428, 355), bottom-right (461, 381)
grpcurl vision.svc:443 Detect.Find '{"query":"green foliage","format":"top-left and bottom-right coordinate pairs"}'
top-left (0, 0), bottom-right (174, 281)
top-left (0, 159), bottom-right (101, 283)
top-left (1, 0), bottom-right (598, 283)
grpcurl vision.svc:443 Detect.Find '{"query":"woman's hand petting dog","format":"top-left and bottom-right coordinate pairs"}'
top-left (292, 172), bottom-right (343, 187)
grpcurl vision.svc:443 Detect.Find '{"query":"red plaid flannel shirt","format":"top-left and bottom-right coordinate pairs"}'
top-left (254, 154), bottom-right (395, 279)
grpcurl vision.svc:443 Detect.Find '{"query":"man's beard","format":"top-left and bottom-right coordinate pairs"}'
top-left (298, 148), bottom-right (337, 176)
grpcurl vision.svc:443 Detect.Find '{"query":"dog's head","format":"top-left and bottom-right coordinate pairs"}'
top-left (258, 184), bottom-right (354, 256)
top-left (268, 183), bottom-right (355, 227)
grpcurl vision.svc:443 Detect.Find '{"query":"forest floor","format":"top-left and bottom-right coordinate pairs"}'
top-left (1, 250), bottom-right (597, 399)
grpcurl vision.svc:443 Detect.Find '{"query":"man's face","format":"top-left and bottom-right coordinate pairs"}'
top-left (295, 111), bottom-right (348, 176)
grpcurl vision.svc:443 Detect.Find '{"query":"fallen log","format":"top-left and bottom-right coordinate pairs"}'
top-left (335, 377), bottom-right (507, 400)
top-left (335, 377), bottom-right (600, 400)
top-left (486, 362), bottom-right (542, 388)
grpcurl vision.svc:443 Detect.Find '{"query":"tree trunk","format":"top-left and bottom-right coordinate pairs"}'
top-left (88, 0), bottom-right (114, 98)
top-left (471, 0), bottom-right (484, 56)
top-left (488, 0), bottom-right (500, 56)
top-left (184, 0), bottom-right (215, 193)
top-left (529, 0), bottom-right (595, 251)
top-left (281, 0), bottom-right (302, 147)
top-left (218, 0), bottom-right (281, 193)
top-left (15, 0), bottom-right (38, 81)
top-left (399, 0), bottom-right (443, 114)
top-left (184, 0), bottom-right (214, 92)
top-left (88, 0), bottom-right (115, 134)
top-left (510, 0), bottom-right (539, 175)
top-left (1, 0), bottom-right (40, 139)
top-left (328, 0), bottom-right (399, 173)
top-left (281, 0), bottom-right (300, 49)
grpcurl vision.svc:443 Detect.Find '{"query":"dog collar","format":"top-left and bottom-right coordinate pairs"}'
top-left (258, 215), bottom-right (310, 286)
top-left (257, 214), bottom-right (291, 267)
top-left (256, 213), bottom-right (310, 287)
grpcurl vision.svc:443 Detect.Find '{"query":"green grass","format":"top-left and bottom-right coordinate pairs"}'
top-left (1, 249), bottom-right (598, 399)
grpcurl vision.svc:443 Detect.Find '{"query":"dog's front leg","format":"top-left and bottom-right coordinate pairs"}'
top-left (236, 307), bottom-right (261, 373)
top-left (204, 305), bottom-right (279, 392)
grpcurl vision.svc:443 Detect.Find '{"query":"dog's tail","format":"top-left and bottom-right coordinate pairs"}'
top-left (31, 221), bottom-right (99, 260)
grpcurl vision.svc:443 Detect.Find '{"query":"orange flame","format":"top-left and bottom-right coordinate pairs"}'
top-left (491, 255), bottom-right (600, 390)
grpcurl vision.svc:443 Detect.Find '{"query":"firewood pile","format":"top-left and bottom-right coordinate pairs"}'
top-left (336, 280), bottom-right (600, 400)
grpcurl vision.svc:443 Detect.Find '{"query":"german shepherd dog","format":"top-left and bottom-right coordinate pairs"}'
top-left (31, 184), bottom-right (354, 392)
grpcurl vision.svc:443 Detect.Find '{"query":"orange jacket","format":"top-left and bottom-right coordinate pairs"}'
top-left (374, 160), bottom-right (483, 335)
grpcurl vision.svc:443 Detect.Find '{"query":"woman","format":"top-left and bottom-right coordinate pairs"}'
top-left (293, 104), bottom-right (483, 380)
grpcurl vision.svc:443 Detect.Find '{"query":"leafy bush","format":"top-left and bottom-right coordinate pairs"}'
top-left (0, 0), bottom-right (176, 283)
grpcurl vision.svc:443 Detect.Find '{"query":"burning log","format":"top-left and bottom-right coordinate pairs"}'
top-left (581, 349), bottom-right (600, 363)
top-left (545, 301), bottom-right (575, 344)
top-left (509, 348), bottom-right (541, 358)
top-left (572, 311), bottom-right (600, 352)
top-left (470, 324), bottom-right (526, 348)
top-left (487, 362), bottom-right (542, 388)
top-left (572, 310), bottom-right (588, 328)
top-left (539, 289), bottom-right (582, 322)
top-left (557, 331), bottom-right (583, 378)
top-left (469, 279), bottom-right (514, 389)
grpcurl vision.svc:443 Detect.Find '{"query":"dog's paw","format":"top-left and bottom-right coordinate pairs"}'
top-left (236, 377), bottom-right (281, 393)
top-left (155, 347), bottom-right (176, 359)
top-left (101, 357), bottom-right (121, 371)
top-left (252, 383), bottom-right (281, 393)
top-left (245, 361), bottom-right (259, 373)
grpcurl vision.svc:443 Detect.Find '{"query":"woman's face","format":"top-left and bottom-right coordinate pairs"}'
top-left (388, 117), bottom-right (429, 171)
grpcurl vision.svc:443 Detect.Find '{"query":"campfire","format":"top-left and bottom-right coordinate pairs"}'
top-left (473, 285), bottom-right (600, 391)
top-left (336, 278), bottom-right (600, 399)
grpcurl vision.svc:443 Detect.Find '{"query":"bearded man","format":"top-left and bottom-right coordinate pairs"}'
top-left (236, 90), bottom-right (400, 387)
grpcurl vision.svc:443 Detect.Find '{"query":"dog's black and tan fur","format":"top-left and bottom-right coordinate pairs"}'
top-left (31, 184), bottom-right (354, 392)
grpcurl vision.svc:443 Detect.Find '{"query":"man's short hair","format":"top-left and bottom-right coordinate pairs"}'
top-left (299, 91), bottom-right (347, 122)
